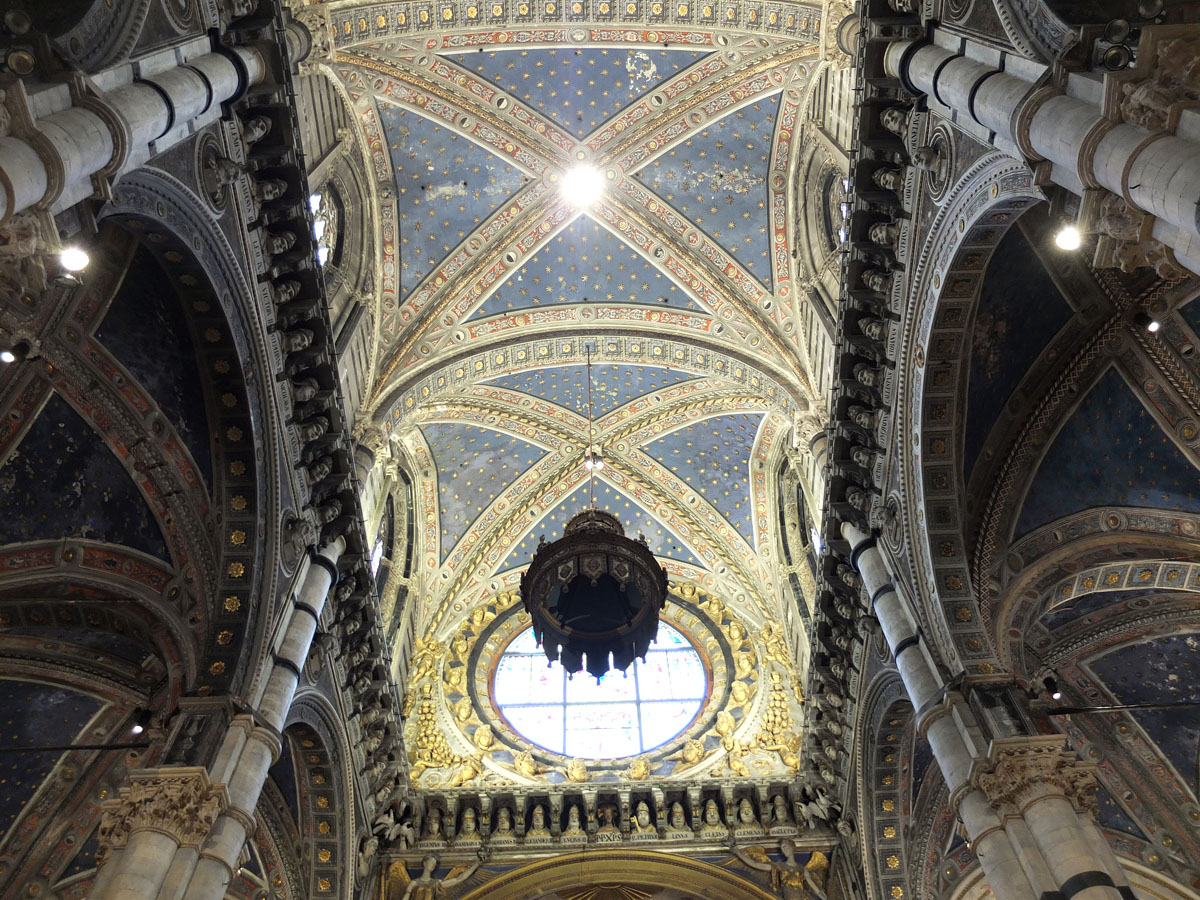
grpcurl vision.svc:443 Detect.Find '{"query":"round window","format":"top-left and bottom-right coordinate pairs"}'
top-left (491, 622), bottom-right (707, 759)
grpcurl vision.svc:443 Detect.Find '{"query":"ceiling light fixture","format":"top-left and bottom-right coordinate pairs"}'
top-left (1054, 225), bottom-right (1082, 251)
top-left (561, 165), bottom-right (605, 208)
top-left (1043, 676), bottom-right (1062, 701)
top-left (520, 341), bottom-right (668, 681)
top-left (129, 708), bottom-right (152, 735)
top-left (1133, 312), bottom-right (1161, 333)
top-left (59, 247), bottom-right (90, 271)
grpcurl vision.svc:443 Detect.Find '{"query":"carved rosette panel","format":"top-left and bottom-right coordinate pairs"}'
top-left (96, 767), bottom-right (228, 864)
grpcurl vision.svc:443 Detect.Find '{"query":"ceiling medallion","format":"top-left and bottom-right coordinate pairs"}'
top-left (519, 343), bottom-right (668, 680)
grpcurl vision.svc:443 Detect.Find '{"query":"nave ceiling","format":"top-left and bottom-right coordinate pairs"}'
top-left (318, 0), bottom-right (833, 641)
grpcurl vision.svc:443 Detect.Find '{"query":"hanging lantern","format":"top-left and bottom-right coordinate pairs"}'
top-left (520, 509), bottom-right (668, 681)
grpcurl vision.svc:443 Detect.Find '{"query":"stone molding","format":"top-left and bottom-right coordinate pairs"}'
top-left (97, 767), bottom-right (229, 863)
top-left (968, 737), bottom-right (1098, 819)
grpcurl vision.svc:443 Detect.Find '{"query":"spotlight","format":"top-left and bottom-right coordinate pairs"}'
top-left (1133, 312), bottom-right (1161, 333)
top-left (584, 450), bottom-right (605, 471)
top-left (1102, 18), bottom-right (1131, 42)
top-left (1054, 225), bottom-right (1082, 250)
top-left (59, 247), bottom-right (90, 271)
top-left (1101, 44), bottom-right (1133, 71)
top-left (130, 708), bottom-right (152, 735)
top-left (560, 165), bottom-right (605, 208)
top-left (1, 341), bottom-right (30, 363)
top-left (1044, 676), bottom-right (1062, 701)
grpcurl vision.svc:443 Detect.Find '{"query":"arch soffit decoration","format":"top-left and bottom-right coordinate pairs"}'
top-left (891, 149), bottom-right (1041, 677)
top-left (990, 512), bottom-right (1200, 672)
top-left (855, 671), bottom-right (912, 900)
top-left (98, 168), bottom-right (284, 700)
top-left (390, 847), bottom-right (789, 900)
top-left (289, 692), bottom-right (359, 900)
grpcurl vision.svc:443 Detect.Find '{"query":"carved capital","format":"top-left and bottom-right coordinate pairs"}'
top-left (97, 767), bottom-right (228, 863)
top-left (969, 737), bottom-right (1097, 818)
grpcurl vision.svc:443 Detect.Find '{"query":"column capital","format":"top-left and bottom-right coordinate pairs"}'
top-left (97, 767), bottom-right (229, 863)
top-left (968, 736), bottom-right (1097, 819)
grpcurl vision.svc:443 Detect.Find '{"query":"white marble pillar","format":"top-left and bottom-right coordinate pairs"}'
top-left (841, 523), bottom-right (1038, 900)
top-left (178, 536), bottom-right (345, 900)
top-left (0, 46), bottom-right (265, 220)
top-left (842, 523), bottom-right (1132, 900)
top-left (882, 35), bottom-right (1200, 275)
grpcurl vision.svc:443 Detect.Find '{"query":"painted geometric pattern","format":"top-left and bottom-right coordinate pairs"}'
top-left (0, 680), bottom-right (101, 833)
top-left (448, 47), bottom-right (710, 139)
top-left (381, 104), bottom-right (528, 298)
top-left (0, 393), bottom-right (170, 560)
top-left (1089, 632), bottom-right (1200, 795)
top-left (634, 94), bottom-right (779, 287)
top-left (642, 412), bottom-right (763, 543)
top-left (469, 216), bottom-right (707, 319)
top-left (421, 422), bottom-right (548, 560)
top-left (505, 480), bottom-right (703, 570)
top-left (1015, 368), bottom-right (1200, 537)
top-left (484, 363), bottom-right (695, 418)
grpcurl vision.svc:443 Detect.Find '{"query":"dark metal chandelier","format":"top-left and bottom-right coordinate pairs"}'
top-left (519, 345), bottom-right (668, 681)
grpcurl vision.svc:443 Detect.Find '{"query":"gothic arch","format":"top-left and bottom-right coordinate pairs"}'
top-left (994, 519), bottom-right (1200, 672)
top-left (856, 672), bottom-right (913, 900)
top-left (894, 149), bottom-right (1042, 674)
top-left (99, 167), bottom-right (288, 701)
top-left (403, 849), bottom-right (786, 900)
top-left (289, 692), bottom-right (358, 900)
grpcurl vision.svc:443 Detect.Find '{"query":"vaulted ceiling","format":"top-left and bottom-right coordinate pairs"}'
top-left (325, 4), bottom-right (827, 634)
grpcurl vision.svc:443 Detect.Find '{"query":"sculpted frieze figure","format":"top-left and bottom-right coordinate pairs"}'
top-left (733, 798), bottom-right (764, 837)
top-left (455, 808), bottom-right (482, 845)
top-left (525, 804), bottom-right (552, 845)
top-left (666, 801), bottom-right (693, 840)
top-left (700, 798), bottom-right (727, 837)
top-left (880, 105), bottom-right (911, 135)
top-left (630, 800), bottom-right (657, 841)
top-left (399, 851), bottom-right (487, 900)
top-left (562, 803), bottom-right (586, 842)
top-left (596, 805), bottom-right (621, 842)
top-left (490, 807), bottom-right (517, 846)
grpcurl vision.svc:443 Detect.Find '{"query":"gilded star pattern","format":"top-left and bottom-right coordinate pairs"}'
top-left (422, 422), bottom-right (548, 560)
top-left (486, 363), bottom-right (695, 417)
top-left (381, 105), bottom-right (529, 298)
top-left (470, 217), bottom-right (706, 319)
top-left (634, 97), bottom-right (779, 287)
top-left (643, 412), bottom-right (763, 542)
top-left (450, 47), bottom-right (709, 138)
top-left (508, 481), bottom-right (703, 569)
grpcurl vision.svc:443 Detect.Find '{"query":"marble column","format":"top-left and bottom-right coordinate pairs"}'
top-left (0, 46), bottom-right (265, 221)
top-left (841, 523), bottom-right (1039, 900)
top-left (87, 538), bottom-right (345, 900)
top-left (842, 524), bottom-right (1132, 900)
top-left (179, 536), bottom-right (346, 900)
top-left (882, 34), bottom-right (1200, 275)
top-left (89, 769), bottom-right (226, 900)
